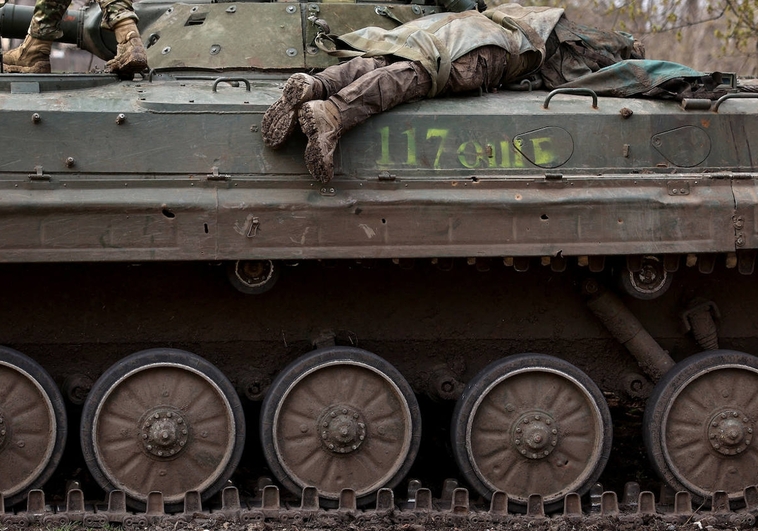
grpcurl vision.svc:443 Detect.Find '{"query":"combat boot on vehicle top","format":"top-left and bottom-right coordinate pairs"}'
top-left (2, 35), bottom-right (52, 73)
top-left (262, 73), bottom-right (324, 149)
top-left (298, 99), bottom-right (342, 183)
top-left (105, 19), bottom-right (148, 76)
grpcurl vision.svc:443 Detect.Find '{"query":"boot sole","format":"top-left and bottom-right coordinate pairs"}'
top-left (261, 75), bottom-right (312, 149)
top-left (1, 61), bottom-right (52, 74)
top-left (299, 103), bottom-right (333, 183)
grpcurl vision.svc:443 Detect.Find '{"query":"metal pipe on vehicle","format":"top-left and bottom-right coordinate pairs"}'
top-left (583, 279), bottom-right (675, 382)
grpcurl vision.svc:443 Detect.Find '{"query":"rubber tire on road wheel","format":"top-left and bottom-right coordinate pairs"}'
top-left (0, 346), bottom-right (67, 507)
top-left (81, 348), bottom-right (245, 512)
top-left (644, 349), bottom-right (758, 506)
top-left (261, 346), bottom-right (421, 508)
top-left (451, 353), bottom-right (612, 513)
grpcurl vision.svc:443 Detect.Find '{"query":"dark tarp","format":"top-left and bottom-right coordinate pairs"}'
top-left (553, 59), bottom-right (728, 100)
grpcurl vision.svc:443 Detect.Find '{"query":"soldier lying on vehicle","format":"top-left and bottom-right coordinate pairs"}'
top-left (261, 3), bottom-right (725, 183)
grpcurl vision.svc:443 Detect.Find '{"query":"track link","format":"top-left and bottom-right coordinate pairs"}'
top-left (3, 482), bottom-right (758, 530)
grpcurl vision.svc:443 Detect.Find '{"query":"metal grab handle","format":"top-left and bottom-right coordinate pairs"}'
top-left (543, 88), bottom-right (598, 109)
top-left (212, 77), bottom-right (252, 92)
top-left (713, 92), bottom-right (758, 112)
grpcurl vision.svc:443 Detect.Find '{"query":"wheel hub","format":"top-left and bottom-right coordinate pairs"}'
top-left (512, 411), bottom-right (558, 460)
top-left (0, 411), bottom-right (7, 451)
top-left (140, 408), bottom-right (189, 458)
top-left (318, 405), bottom-right (366, 454)
top-left (708, 409), bottom-right (753, 456)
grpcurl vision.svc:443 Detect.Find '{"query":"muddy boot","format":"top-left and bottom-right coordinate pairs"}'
top-left (105, 19), bottom-right (148, 76)
top-left (2, 35), bottom-right (52, 74)
top-left (298, 99), bottom-right (342, 183)
top-left (262, 73), bottom-right (324, 149)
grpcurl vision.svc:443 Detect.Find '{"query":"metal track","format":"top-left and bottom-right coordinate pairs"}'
top-left (2, 482), bottom-right (758, 529)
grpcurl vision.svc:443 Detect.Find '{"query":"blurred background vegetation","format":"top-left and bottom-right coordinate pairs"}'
top-left (2, 0), bottom-right (757, 75)
top-left (528, 0), bottom-right (757, 75)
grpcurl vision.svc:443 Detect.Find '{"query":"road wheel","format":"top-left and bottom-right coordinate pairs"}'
top-left (261, 346), bottom-right (421, 507)
top-left (644, 350), bottom-right (758, 506)
top-left (81, 348), bottom-right (245, 511)
top-left (451, 353), bottom-right (612, 512)
top-left (0, 346), bottom-right (67, 506)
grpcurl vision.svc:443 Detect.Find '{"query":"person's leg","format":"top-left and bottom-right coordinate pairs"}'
top-left (443, 46), bottom-right (509, 94)
top-left (97, 0), bottom-right (147, 75)
top-left (262, 56), bottom-right (391, 149)
top-left (2, 0), bottom-right (70, 73)
top-left (314, 56), bottom-right (391, 97)
top-left (299, 59), bottom-right (431, 183)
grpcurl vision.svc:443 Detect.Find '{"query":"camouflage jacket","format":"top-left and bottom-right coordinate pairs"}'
top-left (331, 4), bottom-right (564, 96)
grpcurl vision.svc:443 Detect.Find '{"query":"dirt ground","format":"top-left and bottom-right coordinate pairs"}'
top-left (9, 513), bottom-right (743, 531)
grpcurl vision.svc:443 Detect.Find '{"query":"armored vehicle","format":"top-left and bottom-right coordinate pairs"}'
top-left (1, 0), bottom-right (758, 524)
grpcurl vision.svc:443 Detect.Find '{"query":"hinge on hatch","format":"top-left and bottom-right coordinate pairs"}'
top-left (28, 165), bottom-right (51, 181)
top-left (207, 166), bottom-right (231, 181)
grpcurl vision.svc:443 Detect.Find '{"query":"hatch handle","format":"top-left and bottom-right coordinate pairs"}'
top-left (712, 92), bottom-right (758, 112)
top-left (543, 88), bottom-right (598, 109)
top-left (212, 77), bottom-right (252, 92)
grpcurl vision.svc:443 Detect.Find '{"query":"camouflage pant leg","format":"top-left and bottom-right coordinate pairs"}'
top-left (329, 58), bottom-right (431, 131)
top-left (29, 0), bottom-right (71, 40)
top-left (315, 56), bottom-right (393, 99)
top-left (97, 0), bottom-right (138, 30)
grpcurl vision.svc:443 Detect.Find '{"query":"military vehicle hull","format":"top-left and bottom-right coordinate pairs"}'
top-left (2, 0), bottom-right (758, 523)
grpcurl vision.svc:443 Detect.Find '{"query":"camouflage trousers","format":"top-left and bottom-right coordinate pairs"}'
top-left (30, 0), bottom-right (138, 40)
top-left (314, 46), bottom-right (509, 132)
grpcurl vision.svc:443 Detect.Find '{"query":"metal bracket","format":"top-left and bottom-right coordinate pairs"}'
top-left (667, 181), bottom-right (690, 196)
top-left (246, 217), bottom-right (260, 238)
top-left (28, 165), bottom-right (51, 181)
top-left (319, 187), bottom-right (336, 196)
top-left (206, 166), bottom-right (230, 181)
